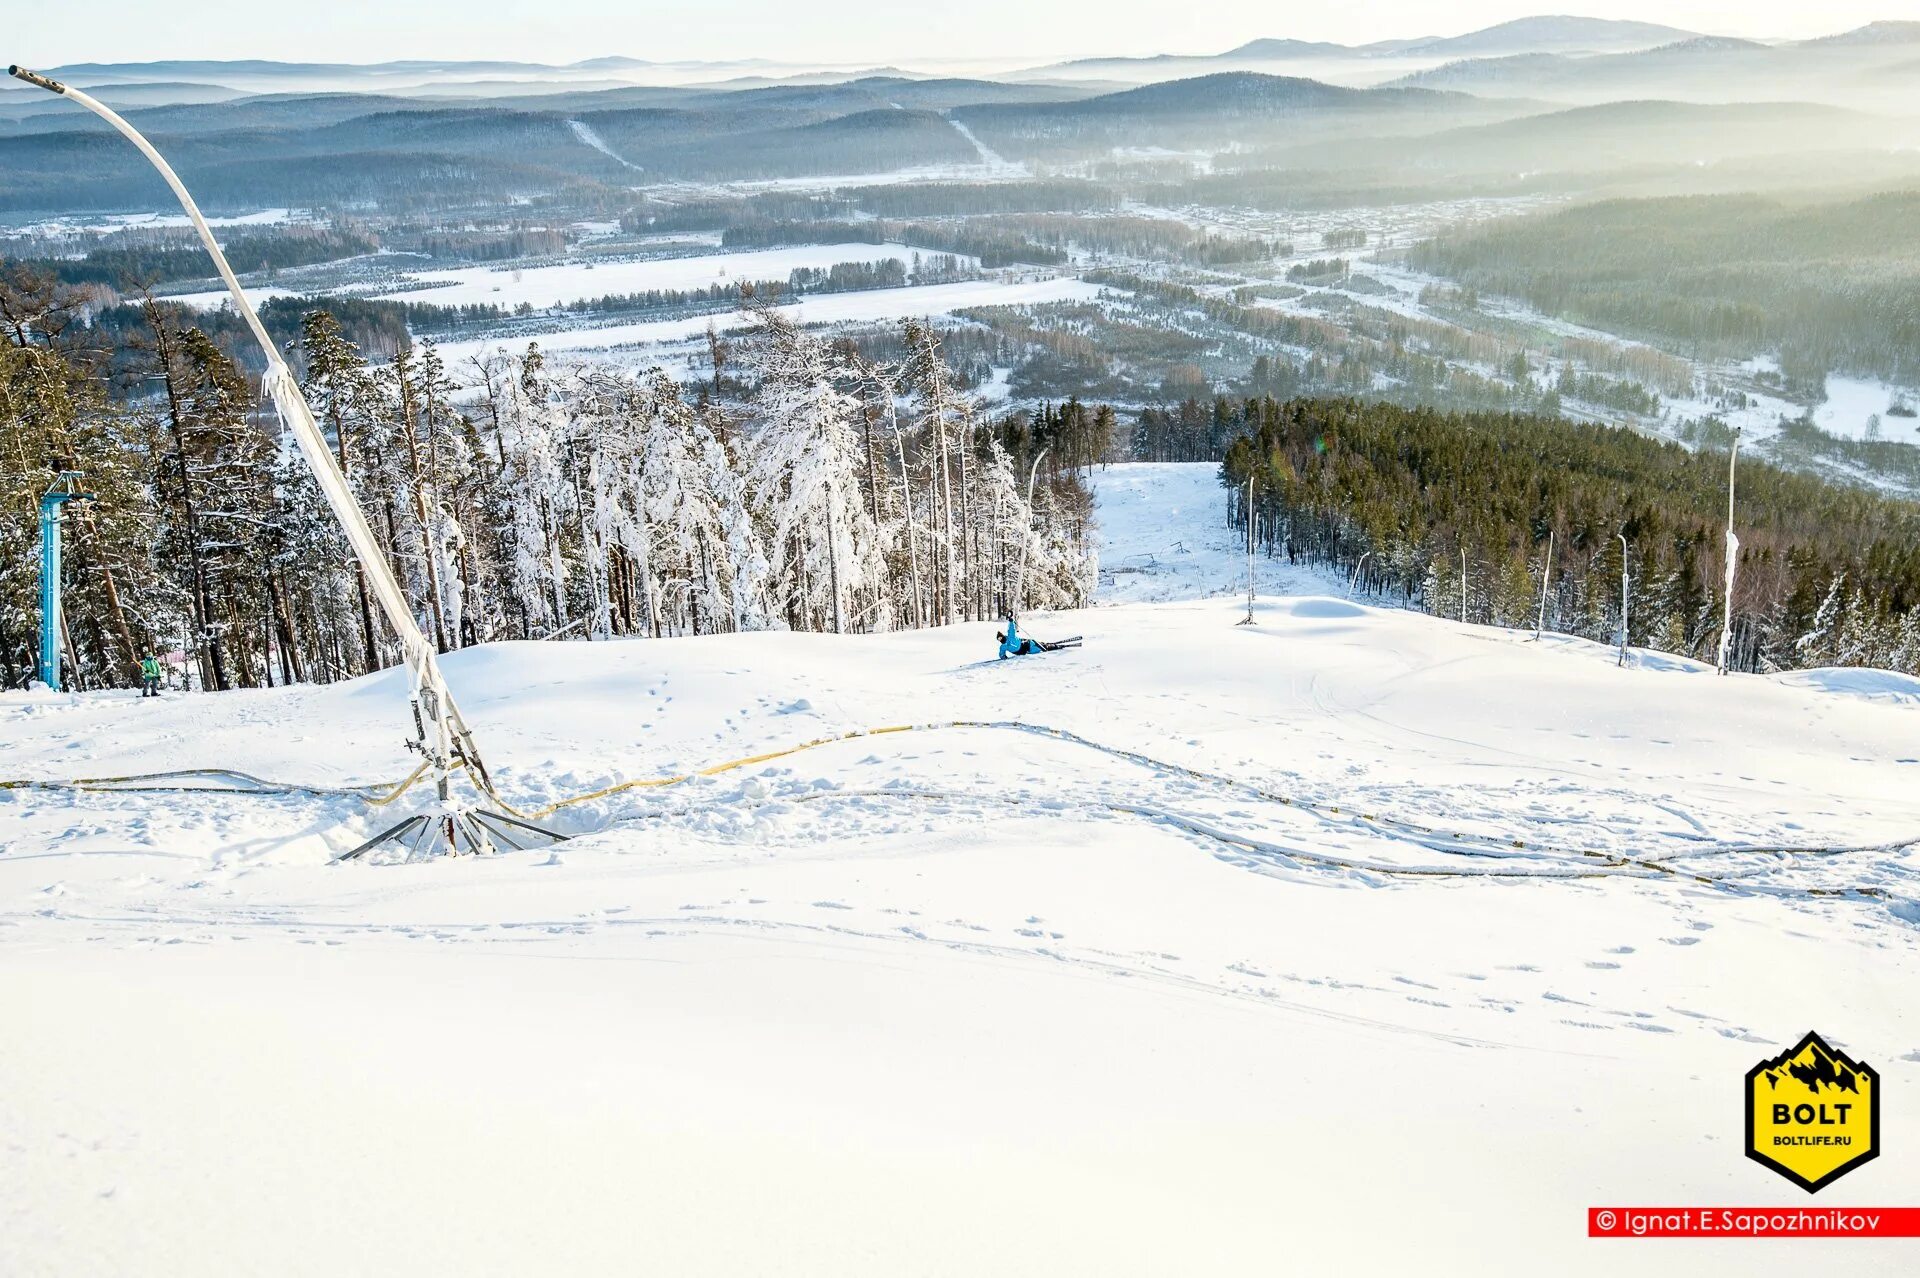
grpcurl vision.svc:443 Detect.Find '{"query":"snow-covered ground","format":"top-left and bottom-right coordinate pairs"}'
top-left (160, 243), bottom-right (968, 312)
top-left (1093, 461), bottom-right (1336, 602)
top-left (4, 464), bottom-right (1919, 1276)
top-left (434, 276), bottom-right (1108, 367)
top-left (1816, 374), bottom-right (1920, 443)
top-left (366, 242), bottom-right (968, 309)
top-left (1, 208), bottom-right (307, 239)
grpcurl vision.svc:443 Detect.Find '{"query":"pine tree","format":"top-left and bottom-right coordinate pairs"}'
top-left (1797, 573), bottom-right (1846, 667)
top-left (299, 309), bottom-right (383, 671)
top-left (1, 303), bottom-right (160, 688)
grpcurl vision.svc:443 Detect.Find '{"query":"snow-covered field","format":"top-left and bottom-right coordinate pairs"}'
top-left (435, 276), bottom-right (1107, 367)
top-left (366, 242), bottom-right (967, 309)
top-left (160, 243), bottom-right (966, 312)
top-left (1816, 374), bottom-right (1920, 443)
top-left (1, 208), bottom-right (307, 239)
top-left (5, 464), bottom-right (1919, 1276)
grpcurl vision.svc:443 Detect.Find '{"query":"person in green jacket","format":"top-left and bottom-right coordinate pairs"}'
top-left (139, 654), bottom-right (162, 698)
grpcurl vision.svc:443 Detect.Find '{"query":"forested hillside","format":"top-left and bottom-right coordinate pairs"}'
top-left (1408, 191), bottom-right (1920, 383)
top-left (1215, 397), bottom-right (1920, 673)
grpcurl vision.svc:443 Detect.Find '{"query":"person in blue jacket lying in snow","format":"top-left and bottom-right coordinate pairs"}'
top-left (998, 615), bottom-right (1040, 659)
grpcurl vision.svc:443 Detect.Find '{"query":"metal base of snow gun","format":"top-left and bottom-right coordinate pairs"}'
top-left (336, 805), bottom-right (563, 863)
top-left (332, 682), bottom-right (568, 863)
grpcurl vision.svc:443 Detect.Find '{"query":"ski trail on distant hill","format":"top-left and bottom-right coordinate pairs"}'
top-left (568, 119), bottom-right (643, 173)
top-left (945, 116), bottom-right (1021, 174)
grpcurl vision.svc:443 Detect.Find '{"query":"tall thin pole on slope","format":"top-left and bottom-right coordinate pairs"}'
top-left (1238, 472), bottom-right (1256, 626)
top-left (1534, 529), bottom-right (1553, 641)
top-left (1346, 550), bottom-right (1372, 600)
top-left (1013, 447), bottom-right (1049, 619)
top-left (1716, 428), bottom-right (1741, 676)
top-left (38, 472), bottom-right (93, 690)
top-left (8, 64), bottom-right (556, 859)
top-left (1618, 532), bottom-right (1630, 670)
top-left (1459, 545), bottom-right (1468, 626)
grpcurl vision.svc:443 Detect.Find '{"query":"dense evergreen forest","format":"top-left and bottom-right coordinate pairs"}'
top-left (1408, 191), bottom-right (1920, 383)
top-left (1213, 397), bottom-right (1920, 674)
top-left (1, 270), bottom-right (1102, 691)
top-left (11, 226), bottom-right (380, 289)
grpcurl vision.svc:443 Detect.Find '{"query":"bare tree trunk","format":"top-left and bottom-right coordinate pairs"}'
top-left (145, 306), bottom-right (229, 691)
top-left (323, 364), bottom-right (380, 672)
top-left (393, 351), bottom-right (449, 653)
top-left (75, 510), bottom-right (138, 681)
top-left (826, 479), bottom-right (844, 635)
top-left (957, 414), bottom-right (975, 619)
top-left (885, 395), bottom-right (923, 629)
top-left (271, 571), bottom-right (306, 684)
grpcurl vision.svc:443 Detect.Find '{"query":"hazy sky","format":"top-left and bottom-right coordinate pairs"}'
top-left (7, 1), bottom-right (1908, 67)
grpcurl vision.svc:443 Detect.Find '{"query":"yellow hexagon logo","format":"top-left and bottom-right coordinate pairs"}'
top-left (1746, 1031), bottom-right (1880, 1193)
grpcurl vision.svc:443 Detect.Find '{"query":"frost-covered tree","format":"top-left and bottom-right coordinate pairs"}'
top-left (495, 345), bottom-right (574, 637)
top-left (637, 372), bottom-right (769, 635)
top-left (300, 309), bottom-right (383, 671)
top-left (740, 307), bottom-right (884, 633)
top-left (1796, 573), bottom-right (1846, 667)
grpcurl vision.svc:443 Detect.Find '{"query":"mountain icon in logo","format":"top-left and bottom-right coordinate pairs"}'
top-left (1771, 1038), bottom-right (1864, 1095)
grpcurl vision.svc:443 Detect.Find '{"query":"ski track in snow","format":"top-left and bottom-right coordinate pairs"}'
top-left (943, 115), bottom-right (1021, 174)
top-left (4, 463), bottom-right (1920, 1276)
top-left (567, 118), bottom-right (643, 172)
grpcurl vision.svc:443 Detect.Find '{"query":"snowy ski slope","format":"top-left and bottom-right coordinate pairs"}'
top-left (3, 464), bottom-right (1918, 1275)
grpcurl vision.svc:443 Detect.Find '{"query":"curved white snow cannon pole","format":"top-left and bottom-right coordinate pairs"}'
top-left (1717, 428), bottom-right (1741, 676)
top-left (8, 65), bottom-right (550, 859)
top-left (1236, 472), bottom-right (1255, 626)
top-left (1011, 446), bottom-right (1049, 618)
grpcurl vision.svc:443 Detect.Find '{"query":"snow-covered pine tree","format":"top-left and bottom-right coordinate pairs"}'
top-left (1796, 572), bottom-right (1847, 667)
top-left (0, 310), bottom-right (160, 689)
top-left (740, 307), bottom-right (884, 634)
top-left (903, 320), bottom-right (966, 626)
top-left (699, 400), bottom-right (774, 634)
top-left (567, 365), bottom-right (640, 640)
top-left (855, 356), bottom-right (925, 630)
top-left (495, 345), bottom-right (575, 638)
top-left (413, 339), bottom-right (474, 652)
top-left (636, 370), bottom-right (765, 635)
top-left (299, 309), bottom-right (384, 671)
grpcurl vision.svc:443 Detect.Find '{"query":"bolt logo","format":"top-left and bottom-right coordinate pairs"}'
top-left (1746, 1031), bottom-right (1880, 1192)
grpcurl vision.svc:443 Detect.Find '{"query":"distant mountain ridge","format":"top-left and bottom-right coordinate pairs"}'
top-left (1384, 15), bottom-right (1699, 57)
top-left (1802, 21), bottom-right (1920, 46)
top-left (1219, 38), bottom-right (1355, 60)
top-left (1378, 21), bottom-right (1920, 109)
top-left (1013, 15), bottom-right (1920, 89)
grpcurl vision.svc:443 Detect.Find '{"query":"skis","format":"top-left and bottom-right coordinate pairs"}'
top-left (1037, 636), bottom-right (1082, 652)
